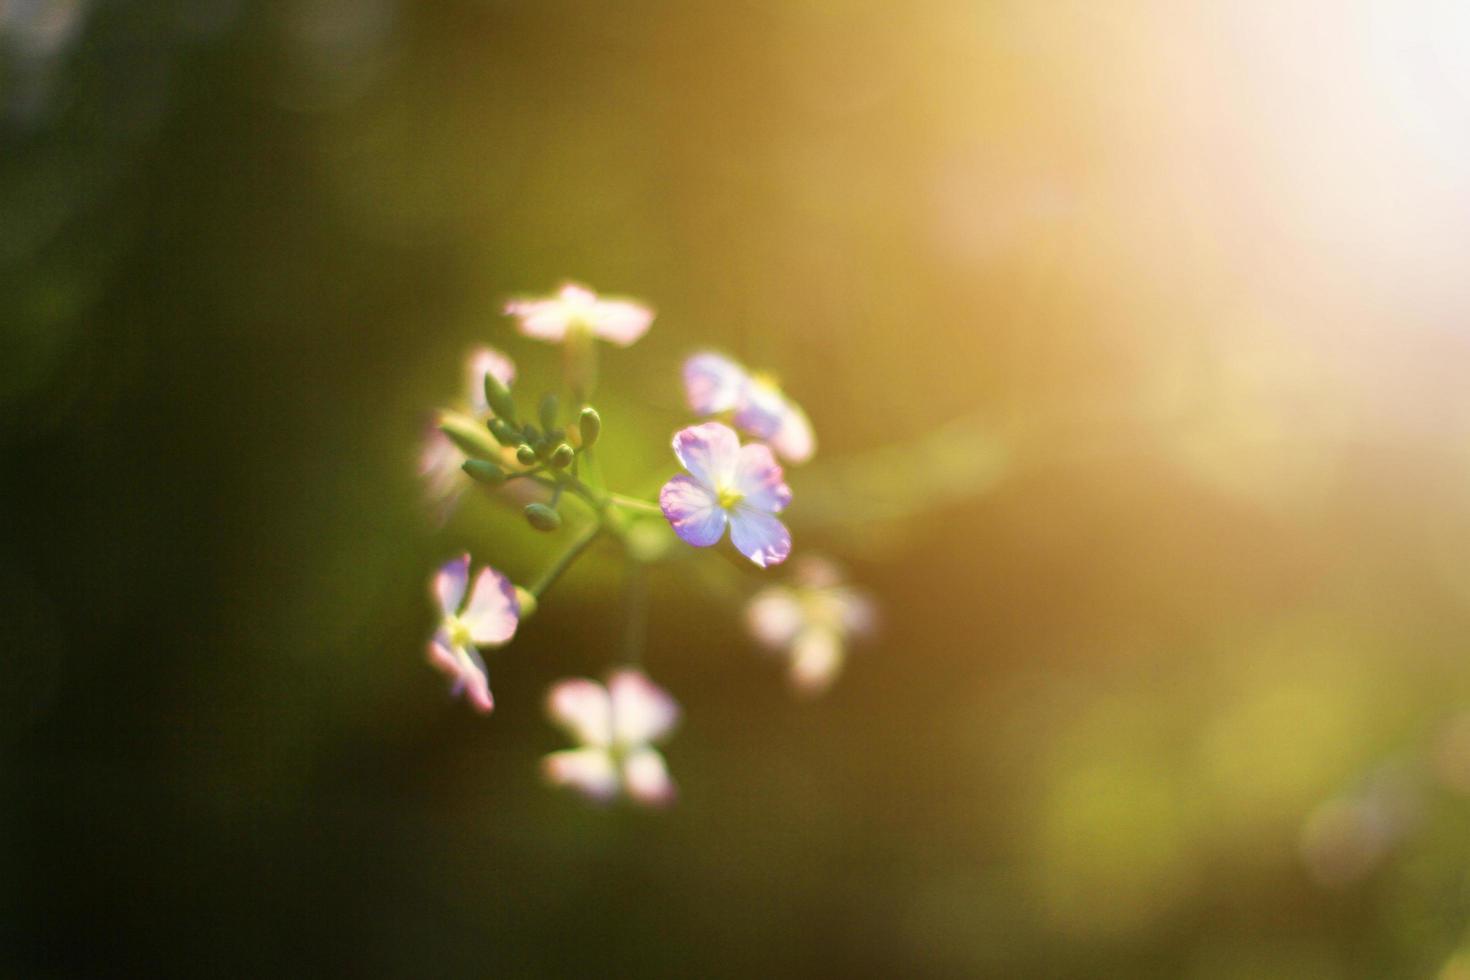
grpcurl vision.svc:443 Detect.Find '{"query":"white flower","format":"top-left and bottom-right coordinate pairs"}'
top-left (746, 557), bottom-right (875, 695)
top-left (543, 670), bottom-right (680, 806)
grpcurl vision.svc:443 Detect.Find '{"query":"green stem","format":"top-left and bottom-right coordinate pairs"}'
top-left (622, 559), bottom-right (647, 666)
top-left (607, 493), bottom-right (662, 516)
top-left (528, 523), bottom-right (602, 598)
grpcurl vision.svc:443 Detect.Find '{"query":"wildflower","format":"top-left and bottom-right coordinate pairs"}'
top-left (543, 669), bottom-right (680, 806)
top-left (504, 283), bottom-right (654, 347)
top-left (745, 556), bottom-right (875, 695)
top-left (659, 422), bottom-right (792, 568)
top-left (683, 351), bottom-right (815, 463)
top-left (426, 554), bottom-right (520, 713)
top-left (420, 346), bottom-right (517, 517)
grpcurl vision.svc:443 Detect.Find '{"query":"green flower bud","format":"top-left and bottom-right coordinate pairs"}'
top-left (525, 502), bottom-right (562, 532)
top-left (579, 407), bottom-right (601, 448)
top-left (514, 587), bottom-right (538, 618)
top-left (538, 393), bottom-right (559, 432)
top-left (483, 372), bottom-right (517, 422)
top-left (438, 411), bottom-right (499, 460)
top-left (516, 444), bottom-right (538, 466)
top-left (461, 458), bottom-right (506, 486)
top-left (550, 443), bottom-right (575, 469)
top-left (489, 418), bottom-right (520, 447)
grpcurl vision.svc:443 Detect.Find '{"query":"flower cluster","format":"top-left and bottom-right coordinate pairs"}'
top-left (415, 282), bottom-right (876, 807)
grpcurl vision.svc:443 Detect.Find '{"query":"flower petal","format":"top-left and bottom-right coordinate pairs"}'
top-left (546, 678), bottom-right (613, 748)
top-left (466, 346), bottom-right (516, 416)
top-left (745, 587), bottom-right (805, 649)
top-left (608, 669), bottom-right (680, 746)
top-left (461, 566), bottom-right (520, 646)
top-left (732, 381), bottom-right (787, 439)
top-left (589, 298), bottom-right (654, 346)
top-left (790, 628), bottom-right (843, 697)
top-left (834, 590), bottom-right (878, 638)
top-left (728, 506), bottom-right (792, 568)
top-left (622, 748), bottom-right (677, 807)
top-left (542, 748), bottom-right (620, 803)
top-left (427, 634), bottom-right (494, 713)
top-left (769, 400), bottom-right (816, 464)
top-left (504, 298), bottom-right (570, 342)
top-left (671, 422), bottom-right (740, 489)
top-left (659, 474), bottom-right (727, 547)
top-left (683, 352), bottom-right (748, 415)
top-left (433, 554), bottom-right (470, 614)
top-left (732, 442), bottom-right (791, 513)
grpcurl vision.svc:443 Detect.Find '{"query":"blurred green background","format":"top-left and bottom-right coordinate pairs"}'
top-left (8, 0), bottom-right (1470, 975)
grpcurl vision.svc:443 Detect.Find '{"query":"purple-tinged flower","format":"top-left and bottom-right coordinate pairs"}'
top-left (659, 422), bottom-right (792, 568)
top-left (683, 352), bottom-right (815, 463)
top-left (504, 283), bottom-right (654, 347)
top-left (746, 556), bottom-right (875, 696)
top-left (542, 669), bottom-right (680, 806)
top-left (426, 554), bottom-right (520, 714)
top-left (420, 346), bottom-right (518, 518)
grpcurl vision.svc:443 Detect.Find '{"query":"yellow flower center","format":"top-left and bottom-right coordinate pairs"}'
top-left (718, 486), bottom-right (745, 509)
top-left (446, 617), bottom-right (473, 648)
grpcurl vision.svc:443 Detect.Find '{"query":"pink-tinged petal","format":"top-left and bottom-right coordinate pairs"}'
top-left (795, 556), bottom-right (843, 590)
top-left (745, 587), bottom-right (805, 649)
top-left (728, 507), bottom-right (792, 568)
top-left (732, 381), bottom-right (787, 439)
top-left (419, 428), bottom-right (466, 519)
top-left (466, 346), bottom-right (516, 415)
top-left (457, 645), bottom-right (494, 712)
top-left (671, 422), bottom-right (740, 489)
top-left (608, 669), bottom-right (680, 746)
top-left (504, 298), bottom-right (571, 342)
top-left (543, 748), bottom-right (620, 803)
top-left (732, 442), bottom-right (791, 513)
top-left (834, 590), bottom-right (878, 638)
top-left (659, 474), bottom-right (727, 548)
top-left (558, 283), bottom-right (597, 307)
top-left (589, 298), bottom-right (654, 346)
top-left (433, 554), bottom-right (470, 614)
top-left (769, 400), bottom-right (816, 464)
top-left (546, 678), bottom-right (613, 748)
top-left (683, 352), bottom-right (747, 414)
top-left (790, 628), bottom-right (843, 697)
top-left (622, 748), bottom-right (677, 807)
top-left (427, 634), bottom-right (494, 713)
top-left (461, 566), bottom-right (520, 646)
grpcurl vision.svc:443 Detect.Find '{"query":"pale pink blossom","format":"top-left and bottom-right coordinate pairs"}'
top-left (683, 351), bottom-right (815, 463)
top-left (505, 283), bottom-right (653, 347)
top-left (426, 554), bottom-right (520, 713)
top-left (543, 670), bottom-right (680, 806)
top-left (746, 556), bottom-right (875, 695)
top-left (659, 422), bottom-right (792, 568)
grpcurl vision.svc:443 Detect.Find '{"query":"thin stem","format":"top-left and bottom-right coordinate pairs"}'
top-left (528, 522), bottom-right (601, 599)
top-left (622, 559), bottom-right (647, 666)
top-left (607, 493), bottom-right (662, 516)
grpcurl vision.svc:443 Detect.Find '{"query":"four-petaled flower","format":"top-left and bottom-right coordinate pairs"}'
top-left (505, 283), bottom-right (654, 347)
top-left (683, 351), bottom-right (815, 463)
top-left (419, 346), bottom-right (517, 518)
top-left (427, 554), bottom-right (520, 713)
top-left (543, 669), bottom-right (680, 806)
top-left (746, 556), bottom-right (876, 696)
top-left (659, 422), bottom-right (792, 568)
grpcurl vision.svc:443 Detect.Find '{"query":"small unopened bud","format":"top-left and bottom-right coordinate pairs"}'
top-left (525, 502), bottom-right (562, 532)
top-left (579, 407), bottom-right (601, 448)
top-left (514, 587), bottom-right (538, 618)
top-left (483, 372), bottom-right (517, 422)
top-left (489, 418), bottom-right (520, 447)
top-left (439, 412), bottom-right (499, 460)
top-left (539, 393), bottom-right (559, 432)
top-left (461, 459), bottom-right (506, 486)
top-left (550, 443), bottom-right (575, 469)
top-left (516, 444), bottom-right (538, 466)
